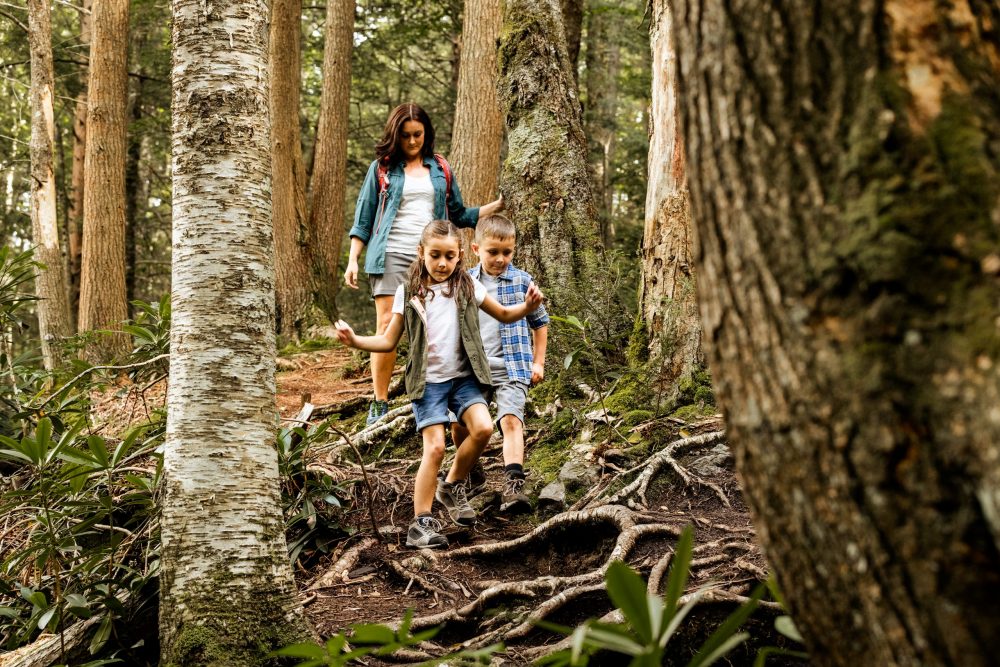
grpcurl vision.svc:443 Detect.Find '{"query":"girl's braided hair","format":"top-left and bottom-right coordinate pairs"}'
top-left (407, 220), bottom-right (474, 303)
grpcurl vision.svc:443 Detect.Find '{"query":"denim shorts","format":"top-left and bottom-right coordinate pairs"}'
top-left (412, 375), bottom-right (488, 432)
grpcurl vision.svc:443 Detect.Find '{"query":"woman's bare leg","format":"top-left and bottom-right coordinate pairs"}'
top-left (371, 295), bottom-right (396, 401)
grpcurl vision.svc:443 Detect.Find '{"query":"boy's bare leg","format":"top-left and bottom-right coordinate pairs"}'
top-left (447, 404), bottom-right (492, 482)
top-left (371, 295), bottom-right (396, 402)
top-left (414, 425), bottom-right (446, 515)
top-left (500, 415), bottom-right (525, 466)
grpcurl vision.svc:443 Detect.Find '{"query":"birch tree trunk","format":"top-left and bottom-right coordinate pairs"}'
top-left (451, 0), bottom-right (504, 258)
top-left (672, 1), bottom-right (1000, 664)
top-left (67, 0), bottom-right (92, 323)
top-left (637, 0), bottom-right (702, 405)
top-left (498, 0), bottom-right (601, 310)
top-left (307, 0), bottom-right (354, 321)
top-left (28, 0), bottom-right (73, 370)
top-left (270, 0), bottom-right (313, 336)
top-left (78, 0), bottom-right (129, 360)
top-left (161, 0), bottom-right (310, 661)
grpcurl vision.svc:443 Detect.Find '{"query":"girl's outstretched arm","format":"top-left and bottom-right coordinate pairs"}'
top-left (334, 313), bottom-right (404, 352)
top-left (479, 283), bottom-right (545, 323)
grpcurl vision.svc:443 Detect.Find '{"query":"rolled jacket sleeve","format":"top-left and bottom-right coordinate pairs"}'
top-left (349, 160), bottom-right (380, 244)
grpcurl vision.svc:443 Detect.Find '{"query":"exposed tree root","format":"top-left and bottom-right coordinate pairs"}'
top-left (308, 537), bottom-right (378, 590)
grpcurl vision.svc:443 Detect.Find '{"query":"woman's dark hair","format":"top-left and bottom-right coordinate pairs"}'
top-left (375, 103), bottom-right (435, 164)
top-left (407, 220), bottom-right (473, 303)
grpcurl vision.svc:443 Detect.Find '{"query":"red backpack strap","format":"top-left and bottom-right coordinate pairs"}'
top-left (434, 154), bottom-right (452, 208)
top-left (376, 157), bottom-right (391, 197)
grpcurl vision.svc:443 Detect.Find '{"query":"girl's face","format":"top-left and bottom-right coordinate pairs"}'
top-left (419, 236), bottom-right (462, 284)
top-left (399, 120), bottom-right (425, 160)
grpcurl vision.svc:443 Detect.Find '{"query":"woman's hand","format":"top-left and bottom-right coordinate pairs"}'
top-left (343, 258), bottom-right (359, 289)
top-left (333, 319), bottom-right (357, 347)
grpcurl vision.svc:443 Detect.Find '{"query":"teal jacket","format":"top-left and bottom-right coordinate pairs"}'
top-left (349, 156), bottom-right (480, 275)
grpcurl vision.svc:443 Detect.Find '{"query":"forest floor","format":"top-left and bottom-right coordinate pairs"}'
top-left (269, 345), bottom-right (793, 665)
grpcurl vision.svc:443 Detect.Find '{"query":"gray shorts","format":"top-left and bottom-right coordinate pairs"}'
top-left (492, 380), bottom-right (530, 425)
top-left (369, 252), bottom-right (416, 298)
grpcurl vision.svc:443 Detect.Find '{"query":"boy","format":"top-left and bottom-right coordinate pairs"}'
top-left (452, 215), bottom-right (548, 513)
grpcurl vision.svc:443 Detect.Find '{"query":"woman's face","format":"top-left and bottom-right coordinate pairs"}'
top-left (399, 120), bottom-right (425, 160)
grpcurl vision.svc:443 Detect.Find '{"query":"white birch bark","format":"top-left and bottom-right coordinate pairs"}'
top-left (28, 0), bottom-right (73, 370)
top-left (161, 0), bottom-right (308, 660)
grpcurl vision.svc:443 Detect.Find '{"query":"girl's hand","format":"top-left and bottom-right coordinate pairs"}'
top-left (343, 259), bottom-right (359, 289)
top-left (496, 194), bottom-right (505, 212)
top-left (525, 283), bottom-right (543, 311)
top-left (531, 362), bottom-right (545, 385)
top-left (333, 319), bottom-right (356, 347)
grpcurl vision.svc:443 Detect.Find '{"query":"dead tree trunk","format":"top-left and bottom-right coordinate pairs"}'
top-left (672, 1), bottom-right (1000, 665)
top-left (497, 0), bottom-right (601, 311)
top-left (269, 0), bottom-right (313, 337)
top-left (78, 0), bottom-right (130, 361)
top-left (28, 0), bottom-right (73, 370)
top-left (637, 0), bottom-right (702, 407)
top-left (307, 0), bottom-right (354, 321)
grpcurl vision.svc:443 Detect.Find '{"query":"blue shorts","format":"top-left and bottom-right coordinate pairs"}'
top-left (413, 375), bottom-right (488, 432)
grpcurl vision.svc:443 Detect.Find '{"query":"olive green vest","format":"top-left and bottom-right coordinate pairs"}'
top-left (403, 284), bottom-right (493, 400)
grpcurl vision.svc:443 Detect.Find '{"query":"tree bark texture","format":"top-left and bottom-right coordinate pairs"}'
top-left (162, 0), bottom-right (309, 662)
top-left (637, 0), bottom-right (701, 402)
top-left (270, 0), bottom-right (313, 336)
top-left (28, 0), bottom-right (73, 371)
top-left (78, 0), bottom-right (130, 361)
top-left (307, 0), bottom-right (354, 321)
top-left (672, 1), bottom-right (1000, 665)
top-left (560, 0), bottom-right (584, 80)
top-left (67, 0), bottom-right (92, 324)
top-left (451, 0), bottom-right (504, 257)
top-left (498, 0), bottom-right (601, 311)
top-left (583, 0), bottom-right (622, 246)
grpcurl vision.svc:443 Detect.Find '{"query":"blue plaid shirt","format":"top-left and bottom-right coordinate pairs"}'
top-left (469, 264), bottom-right (549, 384)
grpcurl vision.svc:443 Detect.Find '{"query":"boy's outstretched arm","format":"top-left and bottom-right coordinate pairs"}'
top-left (531, 325), bottom-right (548, 384)
top-left (480, 283), bottom-right (545, 324)
top-left (334, 314), bottom-right (404, 352)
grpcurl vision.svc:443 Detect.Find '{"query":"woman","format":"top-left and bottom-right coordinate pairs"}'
top-left (344, 103), bottom-right (504, 425)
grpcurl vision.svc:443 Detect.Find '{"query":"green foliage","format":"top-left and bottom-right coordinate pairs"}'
top-left (123, 296), bottom-right (171, 378)
top-left (753, 577), bottom-right (809, 666)
top-left (271, 609), bottom-right (501, 666)
top-left (536, 527), bottom-right (762, 667)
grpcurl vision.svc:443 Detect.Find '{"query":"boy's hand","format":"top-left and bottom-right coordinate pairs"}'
top-left (333, 319), bottom-right (356, 347)
top-left (531, 362), bottom-right (545, 384)
top-left (525, 283), bottom-right (543, 311)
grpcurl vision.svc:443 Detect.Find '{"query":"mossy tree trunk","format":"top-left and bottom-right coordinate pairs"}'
top-left (78, 0), bottom-right (130, 361)
top-left (672, 1), bottom-right (1000, 664)
top-left (560, 0), bottom-right (583, 81)
top-left (270, 0), bottom-right (313, 337)
top-left (637, 0), bottom-right (702, 408)
top-left (497, 0), bottom-right (601, 311)
top-left (162, 0), bottom-right (310, 662)
top-left (307, 0), bottom-right (354, 321)
top-left (451, 0), bottom-right (504, 258)
top-left (28, 0), bottom-right (73, 370)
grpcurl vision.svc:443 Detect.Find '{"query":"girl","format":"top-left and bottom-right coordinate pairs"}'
top-left (335, 220), bottom-right (543, 549)
top-left (343, 103), bottom-right (505, 426)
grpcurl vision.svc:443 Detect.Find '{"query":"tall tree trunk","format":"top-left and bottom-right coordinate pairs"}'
top-left (583, 0), bottom-right (622, 246)
top-left (672, 1), bottom-right (1000, 665)
top-left (498, 0), bottom-right (601, 311)
top-left (270, 0), bottom-right (313, 337)
top-left (28, 0), bottom-right (73, 370)
top-left (124, 85), bottom-right (142, 310)
top-left (161, 0), bottom-right (310, 661)
top-left (67, 0), bottom-right (92, 325)
top-left (307, 0), bottom-right (354, 322)
top-left (451, 0), bottom-right (504, 258)
top-left (560, 0), bottom-right (583, 80)
top-left (636, 0), bottom-right (701, 405)
top-left (78, 0), bottom-right (130, 361)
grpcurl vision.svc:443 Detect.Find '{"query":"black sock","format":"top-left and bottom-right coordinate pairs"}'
top-left (505, 464), bottom-right (524, 478)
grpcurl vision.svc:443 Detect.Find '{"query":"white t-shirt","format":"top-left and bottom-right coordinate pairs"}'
top-left (385, 170), bottom-right (434, 254)
top-left (393, 280), bottom-right (488, 382)
top-left (477, 272), bottom-right (508, 383)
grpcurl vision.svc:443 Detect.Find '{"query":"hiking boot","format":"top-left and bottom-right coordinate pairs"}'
top-left (435, 478), bottom-right (477, 526)
top-left (366, 400), bottom-right (389, 426)
top-left (467, 460), bottom-right (488, 497)
top-left (500, 474), bottom-right (531, 514)
top-left (406, 515), bottom-right (449, 549)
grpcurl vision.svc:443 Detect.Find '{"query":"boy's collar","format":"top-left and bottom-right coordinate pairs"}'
top-left (471, 263), bottom-right (514, 280)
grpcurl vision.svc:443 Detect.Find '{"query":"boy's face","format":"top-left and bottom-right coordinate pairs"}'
top-left (474, 236), bottom-right (516, 277)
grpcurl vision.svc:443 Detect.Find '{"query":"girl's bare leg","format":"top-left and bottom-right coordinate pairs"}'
top-left (371, 295), bottom-right (396, 401)
top-left (447, 403), bottom-right (493, 482)
top-left (414, 424), bottom-right (446, 515)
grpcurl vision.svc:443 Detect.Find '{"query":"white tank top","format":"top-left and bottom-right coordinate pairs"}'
top-left (385, 170), bottom-right (434, 255)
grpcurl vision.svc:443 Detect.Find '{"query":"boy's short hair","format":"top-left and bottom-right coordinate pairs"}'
top-left (475, 214), bottom-right (517, 243)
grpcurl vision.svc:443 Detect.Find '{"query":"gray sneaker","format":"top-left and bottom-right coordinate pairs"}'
top-left (435, 478), bottom-right (477, 526)
top-left (406, 515), bottom-right (449, 549)
top-left (501, 474), bottom-right (531, 514)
